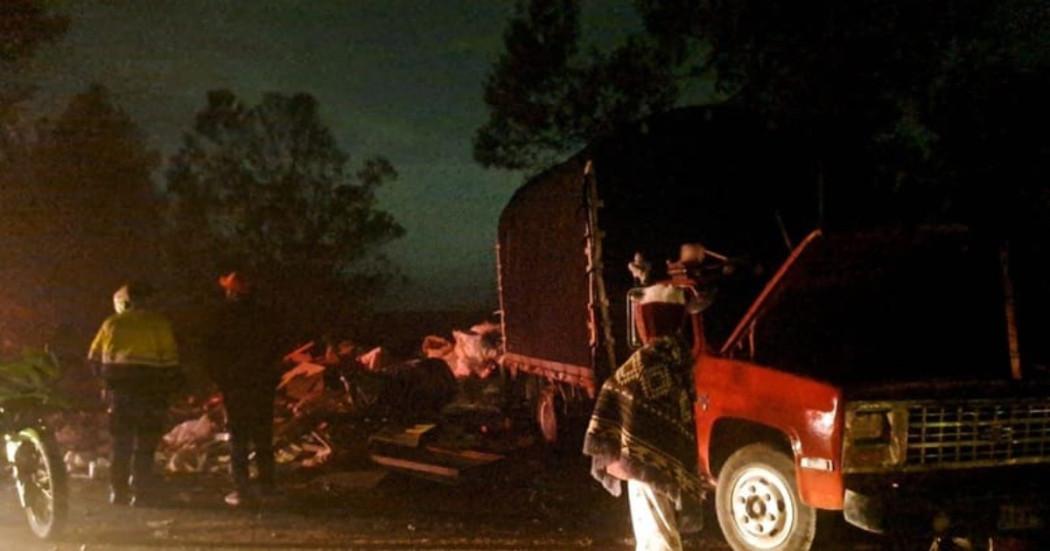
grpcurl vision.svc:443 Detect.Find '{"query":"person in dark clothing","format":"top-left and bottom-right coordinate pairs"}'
top-left (88, 282), bottom-right (181, 507)
top-left (205, 271), bottom-right (285, 507)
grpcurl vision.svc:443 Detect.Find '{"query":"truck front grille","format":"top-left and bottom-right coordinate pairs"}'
top-left (906, 399), bottom-right (1050, 468)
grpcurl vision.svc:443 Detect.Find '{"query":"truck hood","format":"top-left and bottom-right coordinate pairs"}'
top-left (720, 227), bottom-right (1017, 385)
top-left (720, 229), bottom-right (824, 356)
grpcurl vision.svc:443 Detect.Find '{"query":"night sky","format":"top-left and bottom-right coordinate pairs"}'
top-left (16, 0), bottom-right (638, 311)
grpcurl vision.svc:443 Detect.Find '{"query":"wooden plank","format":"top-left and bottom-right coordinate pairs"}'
top-left (369, 454), bottom-right (460, 479)
top-left (424, 446), bottom-right (503, 465)
top-left (368, 424), bottom-right (437, 448)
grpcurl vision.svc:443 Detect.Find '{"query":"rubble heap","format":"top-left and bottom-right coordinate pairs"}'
top-left (57, 320), bottom-right (522, 484)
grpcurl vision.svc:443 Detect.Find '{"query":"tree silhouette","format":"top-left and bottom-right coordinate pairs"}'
top-left (474, 0), bottom-right (677, 171)
top-left (1, 0), bottom-right (70, 348)
top-left (166, 90), bottom-right (404, 334)
top-left (0, 0), bottom-right (67, 63)
top-left (1, 0), bottom-right (69, 123)
top-left (1, 84), bottom-right (161, 348)
top-left (475, 0), bottom-right (1050, 233)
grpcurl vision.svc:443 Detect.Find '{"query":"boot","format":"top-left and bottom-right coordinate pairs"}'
top-left (129, 474), bottom-right (162, 508)
top-left (109, 484), bottom-right (131, 506)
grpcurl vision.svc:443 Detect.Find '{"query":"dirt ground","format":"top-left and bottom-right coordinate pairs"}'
top-left (0, 447), bottom-right (1039, 550)
top-left (0, 447), bottom-right (678, 551)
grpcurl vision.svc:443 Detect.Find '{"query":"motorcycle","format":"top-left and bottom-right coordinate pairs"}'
top-left (0, 350), bottom-right (69, 540)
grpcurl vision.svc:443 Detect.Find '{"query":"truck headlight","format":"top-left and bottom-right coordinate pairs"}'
top-left (843, 403), bottom-right (907, 473)
top-left (850, 410), bottom-right (889, 443)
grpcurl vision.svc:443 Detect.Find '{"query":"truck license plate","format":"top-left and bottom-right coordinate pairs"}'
top-left (998, 504), bottom-right (1044, 531)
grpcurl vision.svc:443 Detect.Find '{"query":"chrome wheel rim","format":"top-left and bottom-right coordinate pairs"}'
top-left (17, 440), bottom-right (54, 534)
top-left (729, 465), bottom-right (795, 549)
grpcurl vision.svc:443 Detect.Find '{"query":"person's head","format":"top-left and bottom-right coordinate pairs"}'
top-left (112, 280), bottom-right (154, 314)
top-left (634, 283), bottom-right (687, 345)
top-left (217, 271), bottom-right (250, 300)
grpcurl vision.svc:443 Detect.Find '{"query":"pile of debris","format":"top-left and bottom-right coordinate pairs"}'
top-left (160, 395), bottom-right (229, 474)
top-left (54, 410), bottom-right (112, 479)
top-left (56, 320), bottom-right (524, 484)
top-left (269, 322), bottom-right (513, 479)
top-left (422, 321), bottom-right (502, 379)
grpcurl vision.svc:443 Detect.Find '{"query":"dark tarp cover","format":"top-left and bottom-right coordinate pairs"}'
top-left (498, 159), bottom-right (593, 386)
top-left (498, 107), bottom-right (819, 387)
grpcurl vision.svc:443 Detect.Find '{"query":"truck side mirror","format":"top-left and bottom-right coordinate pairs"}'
top-left (627, 288), bottom-right (645, 349)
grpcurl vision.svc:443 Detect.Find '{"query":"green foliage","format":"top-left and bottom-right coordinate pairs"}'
top-left (0, 349), bottom-right (68, 409)
top-left (166, 90), bottom-right (404, 333)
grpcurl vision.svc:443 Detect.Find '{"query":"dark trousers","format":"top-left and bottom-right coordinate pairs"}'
top-left (224, 388), bottom-right (275, 491)
top-left (108, 384), bottom-right (168, 493)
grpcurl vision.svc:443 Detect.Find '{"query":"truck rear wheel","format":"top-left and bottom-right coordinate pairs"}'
top-left (536, 383), bottom-right (559, 444)
top-left (716, 443), bottom-right (816, 551)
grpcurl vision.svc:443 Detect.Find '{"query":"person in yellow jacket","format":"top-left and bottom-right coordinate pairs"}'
top-left (88, 282), bottom-right (181, 507)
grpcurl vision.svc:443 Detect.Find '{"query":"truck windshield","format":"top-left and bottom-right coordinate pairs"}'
top-left (750, 230), bottom-right (1012, 383)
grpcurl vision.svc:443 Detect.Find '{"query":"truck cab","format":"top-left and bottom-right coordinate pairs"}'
top-left (633, 228), bottom-right (1049, 550)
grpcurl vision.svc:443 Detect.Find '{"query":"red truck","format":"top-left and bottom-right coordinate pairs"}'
top-left (497, 109), bottom-right (1049, 549)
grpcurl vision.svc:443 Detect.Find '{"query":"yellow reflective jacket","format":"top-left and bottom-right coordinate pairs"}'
top-left (88, 309), bottom-right (179, 367)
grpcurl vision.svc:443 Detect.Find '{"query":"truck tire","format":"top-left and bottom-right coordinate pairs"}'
top-left (716, 443), bottom-right (816, 551)
top-left (15, 427), bottom-right (68, 540)
top-left (536, 384), bottom-right (559, 444)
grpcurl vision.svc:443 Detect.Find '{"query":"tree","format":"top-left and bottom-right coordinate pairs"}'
top-left (1, 0), bottom-right (69, 123)
top-left (30, 84), bottom-right (163, 255)
top-left (166, 90), bottom-right (404, 334)
top-left (1, 1), bottom-right (69, 348)
top-left (1, 0), bottom-right (68, 175)
top-left (637, 0), bottom-right (1050, 228)
top-left (476, 0), bottom-right (1050, 232)
top-left (0, 0), bottom-right (67, 63)
top-left (474, 0), bottom-right (678, 171)
top-left (0, 84), bottom-right (161, 347)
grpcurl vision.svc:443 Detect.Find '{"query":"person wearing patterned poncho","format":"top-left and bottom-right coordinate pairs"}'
top-left (583, 282), bottom-right (704, 551)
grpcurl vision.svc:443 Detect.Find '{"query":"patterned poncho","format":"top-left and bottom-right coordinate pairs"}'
top-left (582, 336), bottom-right (704, 508)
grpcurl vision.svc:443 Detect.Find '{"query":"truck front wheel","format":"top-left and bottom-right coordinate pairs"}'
top-left (715, 444), bottom-right (816, 551)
